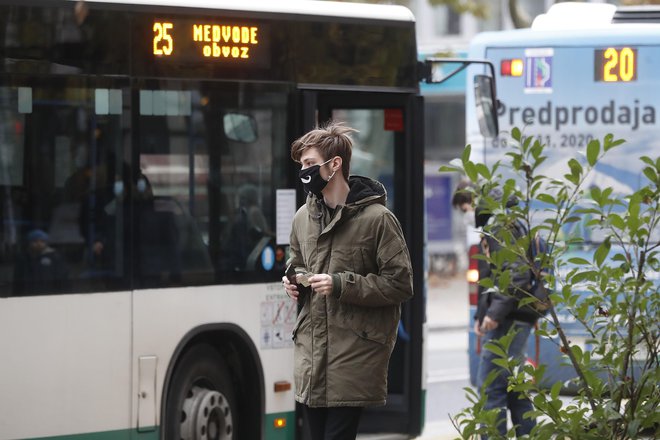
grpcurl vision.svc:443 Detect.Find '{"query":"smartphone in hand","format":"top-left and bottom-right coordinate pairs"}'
top-left (285, 264), bottom-right (297, 285)
top-left (285, 264), bottom-right (310, 307)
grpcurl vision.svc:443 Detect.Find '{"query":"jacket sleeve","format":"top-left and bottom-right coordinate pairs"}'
top-left (286, 215), bottom-right (305, 270)
top-left (335, 211), bottom-right (413, 307)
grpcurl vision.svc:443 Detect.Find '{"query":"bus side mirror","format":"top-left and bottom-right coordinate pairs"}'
top-left (223, 113), bottom-right (258, 143)
top-left (420, 58), bottom-right (500, 138)
top-left (474, 75), bottom-right (499, 138)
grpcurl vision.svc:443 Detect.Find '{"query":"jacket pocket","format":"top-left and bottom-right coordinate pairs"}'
top-left (350, 326), bottom-right (388, 345)
top-left (336, 303), bottom-right (398, 346)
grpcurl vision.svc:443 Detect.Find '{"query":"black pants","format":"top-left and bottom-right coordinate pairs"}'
top-left (303, 405), bottom-right (363, 440)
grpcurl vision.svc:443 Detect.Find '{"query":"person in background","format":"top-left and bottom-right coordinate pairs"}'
top-left (13, 229), bottom-right (69, 296)
top-left (452, 183), bottom-right (537, 439)
top-left (282, 122), bottom-right (413, 440)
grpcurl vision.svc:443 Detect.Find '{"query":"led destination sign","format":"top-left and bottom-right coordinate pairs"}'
top-left (151, 19), bottom-right (269, 66)
top-left (594, 47), bottom-right (637, 82)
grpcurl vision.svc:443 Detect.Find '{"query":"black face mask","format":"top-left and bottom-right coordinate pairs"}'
top-left (299, 158), bottom-right (334, 197)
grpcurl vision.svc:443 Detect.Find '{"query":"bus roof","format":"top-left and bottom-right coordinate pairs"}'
top-left (472, 25), bottom-right (660, 49)
top-left (471, 2), bottom-right (660, 49)
top-left (472, 2), bottom-right (660, 48)
top-left (70, 0), bottom-right (416, 22)
top-left (531, 2), bottom-right (616, 30)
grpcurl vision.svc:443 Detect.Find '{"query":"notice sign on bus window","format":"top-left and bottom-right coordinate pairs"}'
top-left (594, 47), bottom-right (637, 82)
top-left (151, 19), bottom-right (270, 67)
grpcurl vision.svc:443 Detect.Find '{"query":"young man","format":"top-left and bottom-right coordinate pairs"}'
top-left (453, 183), bottom-right (537, 438)
top-left (282, 122), bottom-right (413, 440)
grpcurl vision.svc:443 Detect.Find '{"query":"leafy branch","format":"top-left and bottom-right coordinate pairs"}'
top-left (443, 130), bottom-right (659, 438)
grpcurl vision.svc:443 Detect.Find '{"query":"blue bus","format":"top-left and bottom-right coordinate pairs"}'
top-left (464, 2), bottom-right (660, 390)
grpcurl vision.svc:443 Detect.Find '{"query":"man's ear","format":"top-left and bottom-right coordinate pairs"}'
top-left (332, 156), bottom-right (342, 173)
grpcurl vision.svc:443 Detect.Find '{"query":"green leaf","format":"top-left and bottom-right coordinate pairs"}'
top-left (611, 253), bottom-right (628, 262)
top-left (571, 270), bottom-right (599, 283)
top-left (475, 163), bottom-right (492, 179)
top-left (586, 139), bottom-right (600, 166)
top-left (512, 127), bottom-right (521, 141)
top-left (569, 344), bottom-right (583, 362)
top-left (568, 257), bottom-right (590, 265)
top-left (594, 239), bottom-right (611, 267)
top-left (550, 381), bottom-right (562, 400)
top-left (438, 164), bottom-right (461, 173)
top-left (608, 214), bottom-right (625, 230)
top-left (464, 161), bottom-right (478, 182)
top-left (519, 296), bottom-right (538, 307)
top-left (643, 166), bottom-right (658, 184)
top-left (492, 358), bottom-right (511, 369)
top-left (461, 144), bottom-right (472, 164)
top-left (639, 155), bottom-right (655, 166)
top-left (604, 136), bottom-right (625, 151)
top-left (536, 193), bottom-right (556, 205)
top-left (568, 158), bottom-right (583, 178)
top-left (483, 342), bottom-right (507, 358)
top-left (574, 208), bottom-right (601, 216)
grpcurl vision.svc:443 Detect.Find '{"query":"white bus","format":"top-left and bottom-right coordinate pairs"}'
top-left (0, 1), bottom-right (428, 438)
top-left (464, 2), bottom-right (660, 390)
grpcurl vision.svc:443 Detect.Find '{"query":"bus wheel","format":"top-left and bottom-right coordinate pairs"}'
top-left (164, 344), bottom-right (237, 440)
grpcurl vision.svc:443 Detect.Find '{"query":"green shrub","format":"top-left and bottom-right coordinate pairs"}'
top-left (442, 129), bottom-right (659, 439)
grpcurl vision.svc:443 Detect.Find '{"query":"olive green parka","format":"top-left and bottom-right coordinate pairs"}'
top-left (288, 175), bottom-right (413, 408)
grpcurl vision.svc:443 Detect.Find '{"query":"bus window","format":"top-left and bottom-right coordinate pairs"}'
top-left (1, 82), bottom-right (129, 296)
top-left (332, 109), bottom-right (395, 210)
top-left (137, 82), bottom-right (290, 287)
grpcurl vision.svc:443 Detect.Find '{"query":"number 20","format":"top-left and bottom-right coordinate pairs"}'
top-left (603, 47), bottom-right (634, 82)
top-left (153, 22), bottom-right (173, 56)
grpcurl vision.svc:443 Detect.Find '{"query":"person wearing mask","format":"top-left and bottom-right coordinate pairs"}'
top-left (453, 183), bottom-right (537, 439)
top-left (282, 122), bottom-right (413, 440)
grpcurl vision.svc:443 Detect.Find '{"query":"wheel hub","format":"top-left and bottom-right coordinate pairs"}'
top-left (180, 386), bottom-right (233, 440)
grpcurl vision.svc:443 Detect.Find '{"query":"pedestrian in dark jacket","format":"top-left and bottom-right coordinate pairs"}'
top-left (454, 185), bottom-right (537, 439)
top-left (282, 122), bottom-right (413, 440)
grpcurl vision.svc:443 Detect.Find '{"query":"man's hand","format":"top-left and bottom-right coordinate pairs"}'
top-left (282, 275), bottom-right (300, 301)
top-left (474, 316), bottom-right (499, 336)
top-left (474, 320), bottom-right (484, 337)
top-left (480, 316), bottom-right (499, 334)
top-left (308, 273), bottom-right (333, 296)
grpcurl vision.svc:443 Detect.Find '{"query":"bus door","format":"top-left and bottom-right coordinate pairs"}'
top-left (299, 90), bottom-right (425, 437)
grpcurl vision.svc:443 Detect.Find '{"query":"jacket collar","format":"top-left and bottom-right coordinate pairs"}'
top-left (306, 175), bottom-right (386, 217)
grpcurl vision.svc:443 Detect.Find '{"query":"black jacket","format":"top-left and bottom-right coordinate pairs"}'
top-left (474, 188), bottom-right (537, 325)
top-left (476, 220), bottom-right (537, 325)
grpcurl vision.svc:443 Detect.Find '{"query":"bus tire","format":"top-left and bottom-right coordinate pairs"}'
top-left (164, 343), bottom-right (237, 440)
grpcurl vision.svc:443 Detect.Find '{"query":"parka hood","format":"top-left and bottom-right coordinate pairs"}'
top-left (345, 175), bottom-right (387, 206)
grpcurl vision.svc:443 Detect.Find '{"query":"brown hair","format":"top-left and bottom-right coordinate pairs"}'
top-left (452, 180), bottom-right (476, 209)
top-left (291, 121), bottom-right (356, 182)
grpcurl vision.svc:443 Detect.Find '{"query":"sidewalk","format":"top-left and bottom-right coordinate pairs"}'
top-left (425, 274), bottom-right (469, 331)
top-left (419, 274), bottom-right (469, 440)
